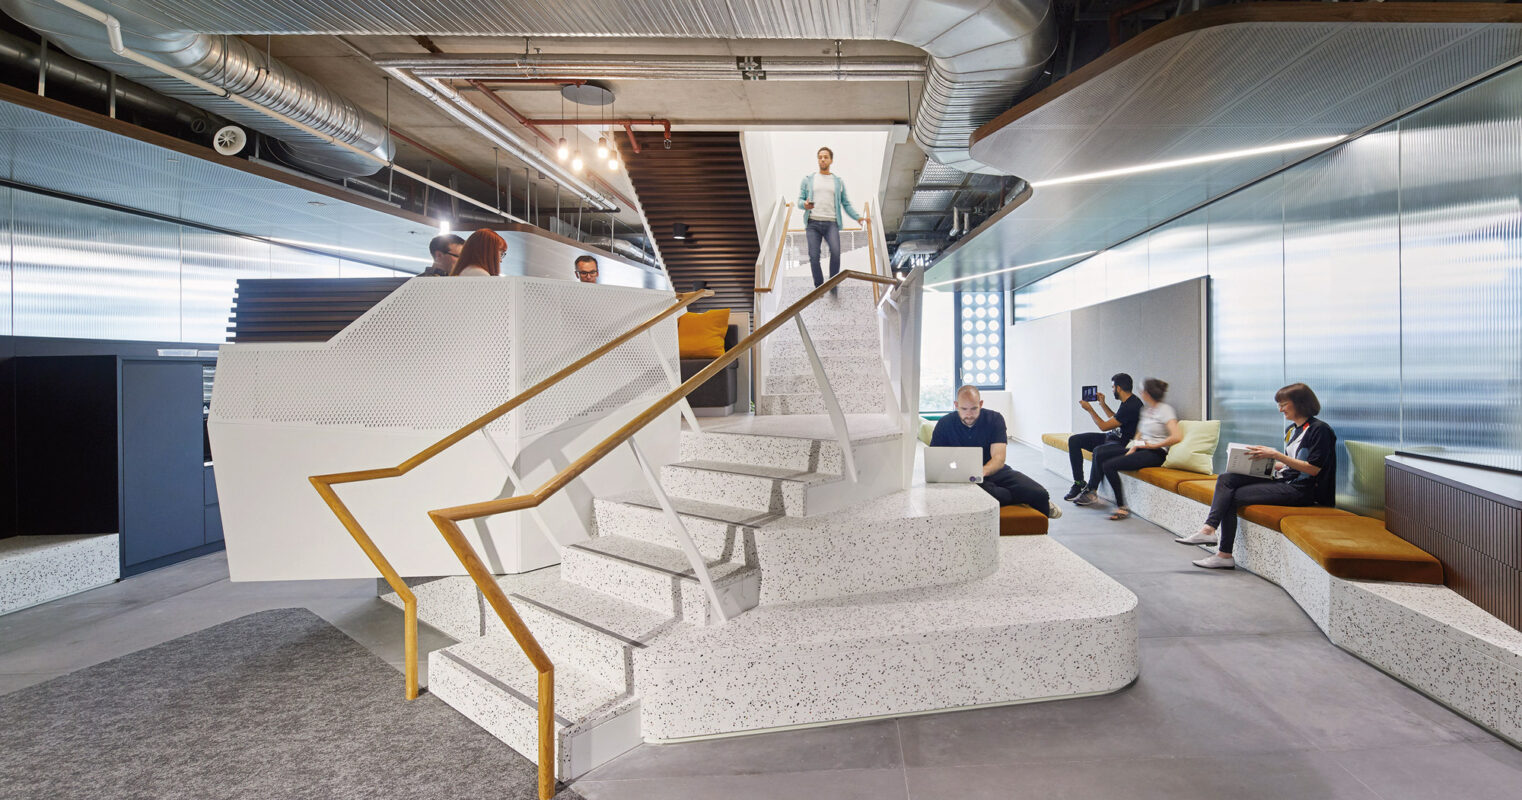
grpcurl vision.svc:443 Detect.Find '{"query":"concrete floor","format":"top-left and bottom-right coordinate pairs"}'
top-left (4, 443), bottom-right (1520, 799)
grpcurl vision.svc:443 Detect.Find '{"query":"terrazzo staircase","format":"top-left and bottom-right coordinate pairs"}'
top-left (757, 277), bottom-right (888, 416)
top-left (423, 420), bottom-right (894, 780)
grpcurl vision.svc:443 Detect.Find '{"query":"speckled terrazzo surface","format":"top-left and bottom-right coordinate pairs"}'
top-left (0, 535), bottom-right (119, 615)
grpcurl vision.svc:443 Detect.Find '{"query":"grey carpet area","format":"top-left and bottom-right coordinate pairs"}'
top-left (0, 608), bottom-right (581, 800)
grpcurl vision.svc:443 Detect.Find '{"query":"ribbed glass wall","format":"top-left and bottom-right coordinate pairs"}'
top-left (1, 186), bottom-right (409, 344)
top-left (1012, 63), bottom-right (1522, 511)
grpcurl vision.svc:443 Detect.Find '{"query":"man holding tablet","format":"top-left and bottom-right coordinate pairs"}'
top-left (931, 385), bottom-right (1061, 519)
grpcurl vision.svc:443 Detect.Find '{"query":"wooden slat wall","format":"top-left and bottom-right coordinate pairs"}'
top-left (623, 132), bottom-right (759, 313)
top-left (228, 277), bottom-right (410, 343)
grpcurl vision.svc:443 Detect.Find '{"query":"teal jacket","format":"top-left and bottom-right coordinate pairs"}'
top-left (798, 172), bottom-right (861, 226)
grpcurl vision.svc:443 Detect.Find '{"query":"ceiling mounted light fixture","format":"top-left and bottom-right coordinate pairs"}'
top-left (608, 156), bottom-right (620, 171)
top-left (672, 222), bottom-right (689, 240)
top-left (596, 136), bottom-right (609, 160)
top-left (1030, 135), bottom-right (1348, 189)
top-left (925, 251), bottom-right (1099, 289)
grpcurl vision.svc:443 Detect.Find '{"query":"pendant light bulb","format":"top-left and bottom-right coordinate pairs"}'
top-left (608, 156), bottom-right (620, 171)
top-left (596, 136), bottom-right (609, 160)
top-left (571, 152), bottom-right (584, 173)
top-left (556, 138), bottom-right (569, 161)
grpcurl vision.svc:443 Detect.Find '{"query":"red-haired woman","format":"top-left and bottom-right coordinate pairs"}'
top-left (449, 229), bottom-right (507, 276)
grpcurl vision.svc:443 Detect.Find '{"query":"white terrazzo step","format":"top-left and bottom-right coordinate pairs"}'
top-left (594, 491), bottom-right (778, 562)
top-left (764, 319), bottom-right (875, 341)
top-left (427, 635), bottom-right (640, 780)
top-left (679, 428), bottom-right (846, 475)
top-left (560, 534), bottom-right (759, 622)
top-left (767, 335), bottom-right (880, 359)
top-left (507, 580), bottom-right (677, 689)
top-left (779, 276), bottom-right (880, 300)
top-left (757, 390), bottom-right (885, 415)
top-left (0, 534), bottom-right (119, 615)
top-left (659, 459), bottom-right (840, 516)
top-left (765, 369), bottom-right (888, 395)
top-left (632, 536), bottom-right (1140, 740)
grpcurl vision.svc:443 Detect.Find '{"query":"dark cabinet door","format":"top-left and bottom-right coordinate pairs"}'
top-left (121, 361), bottom-right (205, 567)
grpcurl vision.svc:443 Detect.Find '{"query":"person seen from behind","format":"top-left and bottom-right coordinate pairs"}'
top-left (421, 233), bottom-right (464, 277)
top-left (450, 229), bottom-right (507, 276)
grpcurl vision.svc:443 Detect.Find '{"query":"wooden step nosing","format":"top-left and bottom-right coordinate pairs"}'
top-left (435, 649), bottom-right (573, 726)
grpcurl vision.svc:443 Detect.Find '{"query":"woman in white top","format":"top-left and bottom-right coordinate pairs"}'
top-left (1090, 377), bottom-right (1181, 520)
top-left (449, 229), bottom-right (507, 277)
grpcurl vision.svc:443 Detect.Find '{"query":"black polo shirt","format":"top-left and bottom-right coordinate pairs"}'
top-left (1114, 395), bottom-right (1143, 442)
top-left (931, 408), bottom-right (1008, 465)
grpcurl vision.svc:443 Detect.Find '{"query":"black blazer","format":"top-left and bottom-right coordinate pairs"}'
top-left (1279, 417), bottom-right (1337, 507)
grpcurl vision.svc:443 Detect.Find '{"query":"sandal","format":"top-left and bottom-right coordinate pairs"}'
top-left (1108, 507), bottom-right (1131, 521)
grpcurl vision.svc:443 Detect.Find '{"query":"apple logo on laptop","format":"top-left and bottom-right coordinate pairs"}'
top-left (949, 461), bottom-right (958, 470)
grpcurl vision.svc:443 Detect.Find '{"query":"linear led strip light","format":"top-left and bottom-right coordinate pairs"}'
top-left (926, 251), bottom-right (1098, 289)
top-left (1030, 134), bottom-right (1348, 188)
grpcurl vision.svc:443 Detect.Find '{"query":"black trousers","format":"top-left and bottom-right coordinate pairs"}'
top-left (1087, 441), bottom-right (1129, 491)
top-left (1067, 432), bottom-right (1111, 484)
top-left (1100, 448), bottom-right (1167, 506)
top-left (980, 465), bottom-right (1050, 509)
top-left (1206, 473), bottom-right (1313, 553)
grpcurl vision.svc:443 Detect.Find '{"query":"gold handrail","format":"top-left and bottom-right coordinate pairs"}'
top-left (423, 270), bottom-right (897, 798)
top-left (308, 289), bottom-right (709, 687)
top-left (754, 201), bottom-right (794, 294)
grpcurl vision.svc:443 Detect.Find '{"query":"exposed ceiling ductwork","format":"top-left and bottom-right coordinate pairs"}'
top-left (0, 0), bottom-right (393, 179)
top-left (83, 0), bottom-right (1057, 175)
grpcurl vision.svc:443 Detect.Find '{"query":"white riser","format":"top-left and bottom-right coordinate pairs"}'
top-left (766, 353), bottom-right (885, 379)
top-left (757, 391), bottom-right (885, 415)
top-left (561, 543), bottom-right (688, 615)
top-left (511, 594), bottom-right (640, 689)
top-left (427, 639), bottom-right (640, 780)
top-left (767, 336), bottom-right (880, 359)
top-left (679, 430), bottom-right (844, 475)
top-left (766, 371), bottom-right (887, 395)
top-left (594, 497), bottom-right (758, 563)
top-left (660, 463), bottom-right (811, 515)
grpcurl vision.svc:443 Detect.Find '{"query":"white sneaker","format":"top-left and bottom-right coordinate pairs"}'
top-left (1192, 554), bottom-right (1235, 570)
top-left (1177, 531), bottom-right (1219, 545)
top-left (1047, 501), bottom-right (1063, 520)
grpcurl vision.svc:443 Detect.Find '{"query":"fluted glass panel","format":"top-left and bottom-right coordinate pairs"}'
top-left (0, 187), bottom-right (11, 336)
top-left (12, 192), bottom-right (181, 341)
top-left (1105, 237), bottom-right (1149, 301)
top-left (1282, 129), bottom-right (1401, 511)
top-left (1398, 73), bottom-right (1522, 473)
top-left (1146, 216), bottom-right (1208, 289)
top-left (181, 229), bottom-right (272, 344)
top-left (1206, 175), bottom-right (1286, 465)
top-left (270, 244), bottom-right (341, 278)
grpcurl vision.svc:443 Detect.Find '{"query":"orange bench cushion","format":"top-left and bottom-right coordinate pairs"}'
top-left (999, 504), bottom-right (1049, 536)
top-left (1178, 479), bottom-right (1216, 505)
top-left (1279, 516), bottom-right (1443, 584)
top-left (1041, 433), bottom-right (1071, 453)
top-left (1136, 467), bottom-right (1219, 493)
top-left (1239, 504), bottom-right (1353, 531)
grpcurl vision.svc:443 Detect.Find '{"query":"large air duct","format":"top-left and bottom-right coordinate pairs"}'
top-left (0, 0), bottom-right (393, 179)
top-left (45, 0), bottom-right (1056, 175)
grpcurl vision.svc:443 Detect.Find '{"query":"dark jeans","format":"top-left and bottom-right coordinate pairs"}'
top-left (806, 218), bottom-right (841, 287)
top-left (1088, 442), bottom-right (1129, 491)
top-left (1206, 473), bottom-right (1313, 554)
top-left (980, 465), bottom-right (1050, 509)
top-left (1067, 432), bottom-right (1116, 486)
top-left (1100, 447), bottom-right (1167, 506)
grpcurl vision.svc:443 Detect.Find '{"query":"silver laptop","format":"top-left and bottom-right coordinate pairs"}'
top-left (926, 446), bottom-right (984, 484)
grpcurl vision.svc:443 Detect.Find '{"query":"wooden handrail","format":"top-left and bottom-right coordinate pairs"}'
top-left (754, 201), bottom-right (794, 294)
top-left (309, 288), bottom-right (710, 799)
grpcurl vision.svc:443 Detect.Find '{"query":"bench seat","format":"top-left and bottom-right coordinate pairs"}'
top-left (1279, 515), bottom-right (1443, 584)
top-left (998, 504), bottom-right (1049, 536)
top-left (1041, 433), bottom-right (1073, 453)
top-left (1135, 467), bottom-right (1217, 492)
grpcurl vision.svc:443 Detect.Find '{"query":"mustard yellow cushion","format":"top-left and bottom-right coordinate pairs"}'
top-left (1239, 504), bottom-right (1353, 532)
top-left (1138, 468), bottom-right (1219, 493)
top-left (1178, 479), bottom-right (1217, 505)
top-left (677, 309), bottom-right (730, 358)
top-left (1042, 433), bottom-right (1072, 452)
top-left (918, 420), bottom-right (936, 445)
top-left (1162, 419), bottom-right (1220, 475)
top-left (1279, 516), bottom-right (1443, 584)
top-left (999, 504), bottom-right (1049, 536)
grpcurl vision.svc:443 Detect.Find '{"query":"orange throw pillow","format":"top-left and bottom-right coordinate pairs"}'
top-left (678, 309), bottom-right (730, 358)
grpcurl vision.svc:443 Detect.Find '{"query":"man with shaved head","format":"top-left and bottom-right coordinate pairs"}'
top-left (931, 385), bottom-right (1060, 518)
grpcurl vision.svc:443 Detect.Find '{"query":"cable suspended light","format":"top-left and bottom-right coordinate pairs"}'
top-left (556, 138), bottom-right (569, 161)
top-left (596, 135), bottom-right (609, 160)
top-left (571, 152), bottom-right (584, 173)
top-left (607, 155), bottom-right (620, 171)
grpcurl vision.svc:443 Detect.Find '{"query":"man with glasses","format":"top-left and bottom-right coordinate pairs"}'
top-left (419, 233), bottom-right (464, 277)
top-left (574, 255), bottom-right (600, 284)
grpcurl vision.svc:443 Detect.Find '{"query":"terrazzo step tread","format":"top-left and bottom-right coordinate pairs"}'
top-left (593, 492), bottom-right (777, 560)
top-left (661, 459), bottom-right (841, 515)
top-left (768, 337), bottom-right (880, 357)
top-left (569, 535), bottom-right (754, 585)
top-left (428, 635), bottom-right (638, 778)
top-left (756, 391), bottom-right (884, 415)
top-left (507, 580), bottom-right (678, 688)
top-left (679, 430), bottom-right (845, 475)
top-left (561, 534), bottom-right (760, 617)
top-left (764, 320), bottom-right (875, 340)
top-left (701, 413), bottom-right (904, 444)
top-left (602, 490), bottom-right (782, 527)
top-left (765, 372), bottom-right (888, 395)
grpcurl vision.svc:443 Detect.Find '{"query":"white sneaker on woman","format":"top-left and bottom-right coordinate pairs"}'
top-left (1177, 531), bottom-right (1219, 545)
top-left (1192, 553), bottom-right (1235, 570)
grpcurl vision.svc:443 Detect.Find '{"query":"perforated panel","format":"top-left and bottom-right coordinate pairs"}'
top-left (211, 279), bottom-right (678, 438)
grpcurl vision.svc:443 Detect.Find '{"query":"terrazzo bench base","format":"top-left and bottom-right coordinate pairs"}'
top-left (0, 534), bottom-right (119, 615)
top-left (1115, 473), bottom-right (1522, 746)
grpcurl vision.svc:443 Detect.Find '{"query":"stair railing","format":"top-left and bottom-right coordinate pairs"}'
top-left (308, 288), bottom-right (712, 705)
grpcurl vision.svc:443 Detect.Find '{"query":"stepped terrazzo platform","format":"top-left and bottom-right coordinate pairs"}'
top-left (0, 534), bottom-right (118, 615)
